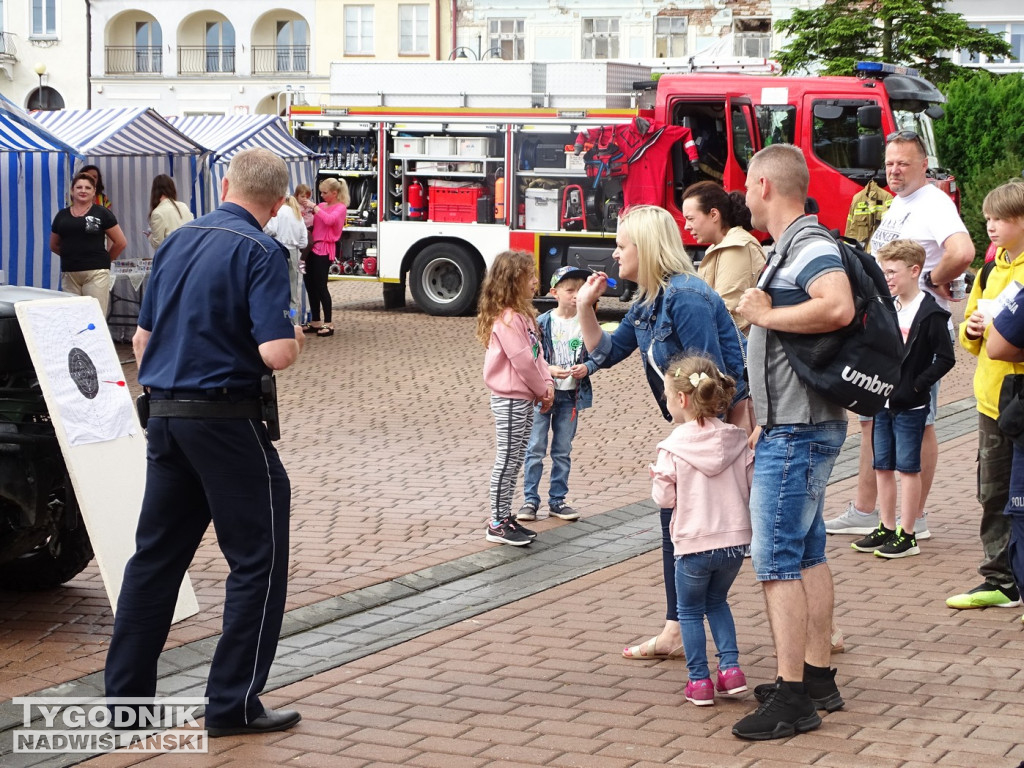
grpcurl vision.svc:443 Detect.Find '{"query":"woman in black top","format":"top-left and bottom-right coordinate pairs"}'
top-left (50, 172), bottom-right (127, 316)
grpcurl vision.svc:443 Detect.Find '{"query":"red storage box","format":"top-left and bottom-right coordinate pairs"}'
top-left (428, 184), bottom-right (484, 223)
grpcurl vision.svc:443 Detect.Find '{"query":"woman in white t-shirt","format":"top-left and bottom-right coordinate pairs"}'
top-left (264, 195), bottom-right (308, 322)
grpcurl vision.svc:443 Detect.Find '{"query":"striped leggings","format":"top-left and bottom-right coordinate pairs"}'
top-left (489, 396), bottom-right (535, 522)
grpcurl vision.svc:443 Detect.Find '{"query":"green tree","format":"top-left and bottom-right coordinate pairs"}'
top-left (774, 0), bottom-right (1011, 83)
top-left (934, 71), bottom-right (1024, 255)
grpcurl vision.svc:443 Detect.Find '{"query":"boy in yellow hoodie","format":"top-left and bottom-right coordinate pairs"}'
top-left (950, 181), bottom-right (1024, 610)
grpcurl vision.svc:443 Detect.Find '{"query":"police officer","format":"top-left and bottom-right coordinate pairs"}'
top-left (104, 148), bottom-right (305, 737)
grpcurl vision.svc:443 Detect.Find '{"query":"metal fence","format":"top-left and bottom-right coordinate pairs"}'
top-left (252, 45), bottom-right (309, 74)
top-left (0, 32), bottom-right (17, 59)
top-left (105, 46), bottom-right (163, 75)
top-left (177, 46), bottom-right (236, 75)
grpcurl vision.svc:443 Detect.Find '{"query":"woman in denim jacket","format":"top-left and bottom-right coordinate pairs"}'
top-left (575, 204), bottom-right (749, 661)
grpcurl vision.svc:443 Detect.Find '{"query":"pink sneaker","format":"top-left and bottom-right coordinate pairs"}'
top-left (684, 678), bottom-right (715, 706)
top-left (715, 667), bottom-right (748, 695)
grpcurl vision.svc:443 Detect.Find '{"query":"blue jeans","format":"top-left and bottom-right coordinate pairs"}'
top-left (872, 407), bottom-right (928, 473)
top-left (522, 390), bottom-right (578, 507)
top-left (750, 422), bottom-right (846, 581)
top-left (674, 546), bottom-right (745, 680)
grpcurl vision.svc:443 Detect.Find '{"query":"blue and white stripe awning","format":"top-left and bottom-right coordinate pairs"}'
top-left (33, 108), bottom-right (204, 157)
top-left (168, 115), bottom-right (313, 161)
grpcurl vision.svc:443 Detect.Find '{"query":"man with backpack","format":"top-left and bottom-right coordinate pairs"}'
top-left (826, 130), bottom-right (973, 540)
top-left (732, 144), bottom-right (855, 740)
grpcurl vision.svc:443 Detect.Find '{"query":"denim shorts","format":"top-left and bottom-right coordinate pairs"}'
top-left (749, 421), bottom-right (846, 581)
top-left (872, 407), bottom-right (928, 473)
top-left (858, 378), bottom-right (940, 426)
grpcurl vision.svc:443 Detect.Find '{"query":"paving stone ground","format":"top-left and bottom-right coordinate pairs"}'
top-left (2, 282), bottom-right (1020, 767)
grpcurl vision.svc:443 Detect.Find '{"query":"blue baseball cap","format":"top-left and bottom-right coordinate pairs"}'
top-left (550, 266), bottom-right (591, 289)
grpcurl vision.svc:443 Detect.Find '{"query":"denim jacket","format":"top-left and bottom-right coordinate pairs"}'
top-left (589, 272), bottom-right (747, 421)
top-left (537, 310), bottom-right (598, 411)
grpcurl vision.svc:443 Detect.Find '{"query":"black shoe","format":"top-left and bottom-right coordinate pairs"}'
top-left (618, 287), bottom-right (634, 303)
top-left (874, 526), bottom-right (920, 559)
top-left (508, 517), bottom-right (537, 539)
top-left (485, 519), bottom-right (531, 546)
top-left (207, 708), bottom-right (301, 738)
top-left (733, 678), bottom-right (821, 740)
top-left (753, 667), bottom-right (844, 712)
top-left (850, 524), bottom-right (894, 552)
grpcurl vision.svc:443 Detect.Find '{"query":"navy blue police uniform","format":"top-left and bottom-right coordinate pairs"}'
top-left (104, 202), bottom-right (295, 729)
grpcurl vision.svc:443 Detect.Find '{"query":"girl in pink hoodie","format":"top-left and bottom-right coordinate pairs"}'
top-left (477, 250), bottom-right (555, 547)
top-left (650, 354), bottom-right (753, 707)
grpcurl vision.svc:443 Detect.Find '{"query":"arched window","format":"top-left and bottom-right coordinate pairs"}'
top-left (135, 21), bottom-right (163, 73)
top-left (205, 21), bottom-right (235, 73)
top-left (276, 19), bottom-right (308, 72)
top-left (27, 87), bottom-right (64, 111)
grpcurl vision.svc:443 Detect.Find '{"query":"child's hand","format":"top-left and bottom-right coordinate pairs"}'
top-left (539, 385), bottom-right (555, 413)
top-left (966, 309), bottom-right (987, 340)
top-left (549, 365), bottom-right (570, 379)
top-left (569, 363), bottom-right (588, 379)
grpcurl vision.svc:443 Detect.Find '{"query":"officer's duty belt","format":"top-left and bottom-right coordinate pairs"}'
top-left (148, 399), bottom-right (262, 419)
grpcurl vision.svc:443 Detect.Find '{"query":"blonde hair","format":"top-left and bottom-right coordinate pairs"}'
top-left (876, 238), bottom-right (925, 270)
top-left (476, 250), bottom-right (538, 346)
top-left (619, 205), bottom-right (696, 306)
top-left (983, 181), bottom-right (1024, 222)
top-left (225, 148), bottom-right (289, 207)
top-left (748, 143), bottom-right (809, 201)
top-left (665, 354), bottom-right (736, 426)
top-left (280, 195), bottom-right (302, 218)
top-left (319, 176), bottom-right (352, 205)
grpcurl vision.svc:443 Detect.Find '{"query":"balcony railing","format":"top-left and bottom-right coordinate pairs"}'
top-left (178, 46), bottom-right (235, 75)
top-left (105, 46), bottom-right (163, 75)
top-left (0, 31), bottom-right (18, 59)
top-left (252, 45), bottom-right (309, 74)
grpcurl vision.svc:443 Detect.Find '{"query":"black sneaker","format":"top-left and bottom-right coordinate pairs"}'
top-left (509, 518), bottom-right (537, 539)
top-left (516, 502), bottom-right (538, 521)
top-left (733, 678), bottom-right (821, 740)
top-left (850, 524), bottom-right (894, 552)
top-left (754, 667), bottom-right (844, 712)
top-left (549, 502), bottom-right (580, 521)
top-left (485, 519), bottom-right (530, 546)
top-left (874, 526), bottom-right (920, 559)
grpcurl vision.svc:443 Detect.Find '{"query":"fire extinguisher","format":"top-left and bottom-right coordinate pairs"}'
top-left (407, 178), bottom-right (427, 220)
top-left (494, 168), bottom-right (506, 224)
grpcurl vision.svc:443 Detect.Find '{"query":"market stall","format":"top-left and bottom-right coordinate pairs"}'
top-left (0, 95), bottom-right (74, 290)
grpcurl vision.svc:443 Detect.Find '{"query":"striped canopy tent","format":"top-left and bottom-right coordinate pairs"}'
top-left (168, 115), bottom-right (316, 210)
top-left (0, 95), bottom-right (75, 289)
top-left (31, 108), bottom-right (209, 261)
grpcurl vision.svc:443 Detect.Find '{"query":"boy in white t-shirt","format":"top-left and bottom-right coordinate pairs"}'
top-left (518, 267), bottom-right (599, 522)
top-left (851, 239), bottom-right (956, 558)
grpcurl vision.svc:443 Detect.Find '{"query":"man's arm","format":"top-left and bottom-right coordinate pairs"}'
top-left (133, 327), bottom-right (151, 368)
top-left (737, 270), bottom-right (855, 334)
top-left (986, 324), bottom-right (1024, 363)
top-left (259, 326), bottom-right (304, 370)
top-left (929, 231), bottom-right (975, 285)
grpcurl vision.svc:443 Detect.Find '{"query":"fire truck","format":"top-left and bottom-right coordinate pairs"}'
top-left (288, 60), bottom-right (953, 316)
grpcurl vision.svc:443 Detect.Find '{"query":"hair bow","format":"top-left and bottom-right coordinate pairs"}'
top-left (688, 372), bottom-right (710, 387)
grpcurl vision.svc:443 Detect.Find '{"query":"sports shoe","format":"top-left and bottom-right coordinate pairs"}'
top-left (716, 667), bottom-right (748, 695)
top-left (850, 524), bottom-right (894, 552)
top-left (485, 519), bottom-right (530, 546)
top-left (753, 666), bottom-right (844, 713)
top-left (946, 582), bottom-right (1022, 609)
top-left (874, 526), bottom-right (919, 558)
top-left (508, 517), bottom-right (536, 539)
top-left (896, 513), bottom-right (931, 540)
top-left (825, 501), bottom-right (879, 535)
top-left (516, 502), bottom-right (538, 521)
top-left (685, 678), bottom-right (715, 706)
top-left (733, 678), bottom-right (821, 740)
top-left (549, 502), bottom-right (580, 521)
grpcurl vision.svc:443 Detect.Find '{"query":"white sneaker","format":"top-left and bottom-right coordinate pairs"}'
top-left (899, 513), bottom-right (931, 540)
top-left (824, 501), bottom-right (879, 535)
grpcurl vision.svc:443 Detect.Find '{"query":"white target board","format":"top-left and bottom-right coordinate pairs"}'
top-left (14, 296), bottom-right (198, 623)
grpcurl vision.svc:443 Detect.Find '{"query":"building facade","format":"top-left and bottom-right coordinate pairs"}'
top-left (943, 0), bottom-right (1023, 73)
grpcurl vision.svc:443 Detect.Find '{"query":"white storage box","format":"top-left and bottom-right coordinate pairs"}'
top-left (458, 137), bottom-right (489, 157)
top-left (425, 136), bottom-right (457, 155)
top-left (565, 151), bottom-right (586, 171)
top-left (525, 188), bottom-right (560, 231)
top-left (394, 137), bottom-right (424, 155)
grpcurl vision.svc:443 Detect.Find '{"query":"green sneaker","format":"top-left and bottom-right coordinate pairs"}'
top-left (945, 582), bottom-right (1021, 609)
top-left (874, 526), bottom-right (919, 559)
top-left (850, 524), bottom-right (894, 553)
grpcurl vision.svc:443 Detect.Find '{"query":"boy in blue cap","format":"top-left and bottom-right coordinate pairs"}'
top-left (518, 267), bottom-right (599, 523)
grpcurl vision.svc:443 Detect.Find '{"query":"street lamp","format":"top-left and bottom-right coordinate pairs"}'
top-left (33, 62), bottom-right (47, 110)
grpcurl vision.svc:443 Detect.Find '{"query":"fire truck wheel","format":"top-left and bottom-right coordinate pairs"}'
top-left (409, 244), bottom-right (481, 316)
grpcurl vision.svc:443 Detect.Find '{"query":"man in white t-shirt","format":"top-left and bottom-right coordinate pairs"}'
top-left (826, 131), bottom-right (974, 538)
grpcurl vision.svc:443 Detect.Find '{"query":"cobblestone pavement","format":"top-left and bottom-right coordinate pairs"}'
top-left (3, 283), bottom-right (1021, 767)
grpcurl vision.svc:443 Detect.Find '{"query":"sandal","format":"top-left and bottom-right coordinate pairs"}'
top-left (301, 323), bottom-right (321, 334)
top-left (622, 637), bottom-right (685, 660)
top-left (317, 325), bottom-right (335, 337)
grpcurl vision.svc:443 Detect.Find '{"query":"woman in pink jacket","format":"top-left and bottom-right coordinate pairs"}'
top-left (650, 353), bottom-right (753, 707)
top-left (477, 250), bottom-right (555, 547)
top-left (303, 177), bottom-right (349, 337)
